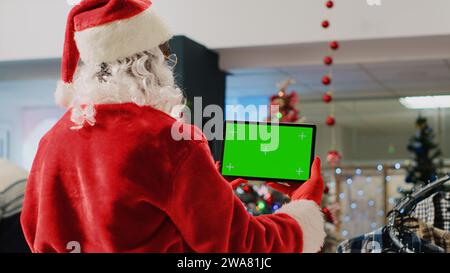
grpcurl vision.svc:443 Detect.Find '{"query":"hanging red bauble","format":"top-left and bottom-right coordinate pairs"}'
top-left (326, 115), bottom-right (336, 126)
top-left (330, 41), bottom-right (339, 50)
top-left (323, 92), bottom-right (333, 103)
top-left (326, 1), bottom-right (334, 8)
top-left (327, 150), bottom-right (342, 165)
top-left (322, 207), bottom-right (336, 224)
top-left (322, 20), bottom-right (330, 28)
top-left (322, 75), bottom-right (332, 85)
top-left (324, 56), bottom-right (333, 66)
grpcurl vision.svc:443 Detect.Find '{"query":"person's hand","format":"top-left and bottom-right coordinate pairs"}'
top-left (267, 157), bottom-right (324, 206)
top-left (229, 178), bottom-right (248, 190)
top-left (215, 161), bottom-right (248, 190)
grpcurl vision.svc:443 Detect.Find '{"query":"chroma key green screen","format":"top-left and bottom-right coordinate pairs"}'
top-left (221, 121), bottom-right (316, 182)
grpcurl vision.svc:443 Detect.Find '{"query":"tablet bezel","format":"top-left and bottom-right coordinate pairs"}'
top-left (220, 120), bottom-right (317, 183)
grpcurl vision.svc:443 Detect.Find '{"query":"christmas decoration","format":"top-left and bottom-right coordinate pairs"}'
top-left (330, 41), bottom-right (339, 50)
top-left (322, 207), bottom-right (336, 224)
top-left (235, 184), bottom-right (290, 216)
top-left (324, 56), bottom-right (333, 66)
top-left (321, 1), bottom-right (341, 166)
top-left (326, 0), bottom-right (334, 8)
top-left (267, 78), bottom-right (301, 123)
top-left (326, 115), bottom-right (336, 126)
top-left (327, 150), bottom-right (342, 165)
top-left (322, 75), bottom-right (332, 85)
top-left (322, 92), bottom-right (333, 103)
top-left (321, 177), bottom-right (342, 253)
top-left (22, 0), bottom-right (328, 254)
top-left (399, 116), bottom-right (444, 196)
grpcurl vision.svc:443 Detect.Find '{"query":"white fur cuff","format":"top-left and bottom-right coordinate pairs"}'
top-left (276, 200), bottom-right (326, 253)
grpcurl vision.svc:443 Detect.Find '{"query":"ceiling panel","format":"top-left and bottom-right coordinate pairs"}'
top-left (364, 62), bottom-right (450, 83)
top-left (384, 81), bottom-right (450, 94)
top-left (279, 64), bottom-right (375, 85)
top-left (226, 72), bottom-right (286, 89)
top-left (227, 58), bottom-right (450, 100)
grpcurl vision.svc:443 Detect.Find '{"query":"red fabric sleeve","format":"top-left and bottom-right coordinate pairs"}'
top-left (166, 140), bottom-right (304, 253)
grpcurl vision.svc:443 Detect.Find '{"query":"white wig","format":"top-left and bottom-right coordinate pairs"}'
top-left (63, 47), bottom-right (185, 129)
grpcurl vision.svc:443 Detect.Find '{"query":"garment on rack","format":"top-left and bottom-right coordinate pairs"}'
top-left (0, 159), bottom-right (27, 219)
top-left (400, 217), bottom-right (450, 252)
top-left (413, 192), bottom-right (450, 231)
top-left (337, 227), bottom-right (445, 253)
top-left (0, 159), bottom-right (29, 253)
top-left (337, 228), bottom-right (385, 253)
top-left (0, 179), bottom-right (27, 219)
top-left (417, 222), bottom-right (450, 252)
top-left (434, 192), bottom-right (450, 231)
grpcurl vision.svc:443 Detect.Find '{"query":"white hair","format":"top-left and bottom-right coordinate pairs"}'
top-left (69, 47), bottom-right (186, 128)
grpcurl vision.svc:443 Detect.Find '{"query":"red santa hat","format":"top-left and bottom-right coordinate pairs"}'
top-left (56, 0), bottom-right (172, 107)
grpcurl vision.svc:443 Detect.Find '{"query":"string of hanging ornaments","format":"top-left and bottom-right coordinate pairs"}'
top-left (322, 0), bottom-right (342, 166)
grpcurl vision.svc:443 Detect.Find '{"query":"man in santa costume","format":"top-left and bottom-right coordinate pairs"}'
top-left (21, 0), bottom-right (326, 253)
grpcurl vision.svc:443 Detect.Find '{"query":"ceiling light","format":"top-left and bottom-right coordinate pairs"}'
top-left (399, 95), bottom-right (450, 109)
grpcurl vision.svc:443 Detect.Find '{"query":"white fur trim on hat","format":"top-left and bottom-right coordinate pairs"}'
top-left (55, 81), bottom-right (75, 107)
top-left (276, 200), bottom-right (326, 253)
top-left (75, 9), bottom-right (172, 64)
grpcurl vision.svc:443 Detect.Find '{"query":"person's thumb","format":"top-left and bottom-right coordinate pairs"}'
top-left (310, 157), bottom-right (322, 182)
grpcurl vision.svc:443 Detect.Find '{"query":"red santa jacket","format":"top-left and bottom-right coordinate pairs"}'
top-left (21, 103), bottom-right (325, 253)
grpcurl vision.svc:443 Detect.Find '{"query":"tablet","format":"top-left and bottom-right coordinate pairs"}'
top-left (220, 121), bottom-right (316, 183)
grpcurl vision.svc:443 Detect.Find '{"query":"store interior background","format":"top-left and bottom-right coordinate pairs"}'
top-left (1, 0), bottom-right (450, 243)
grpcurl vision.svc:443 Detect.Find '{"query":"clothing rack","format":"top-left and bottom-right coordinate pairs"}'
top-left (386, 174), bottom-right (450, 253)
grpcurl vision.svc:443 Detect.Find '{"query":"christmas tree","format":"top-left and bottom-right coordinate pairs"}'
top-left (400, 116), bottom-right (443, 195)
top-left (267, 78), bottom-right (302, 123)
top-left (234, 184), bottom-right (289, 216)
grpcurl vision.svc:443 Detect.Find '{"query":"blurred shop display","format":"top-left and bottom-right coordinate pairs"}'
top-left (0, 128), bottom-right (9, 159)
top-left (400, 116), bottom-right (444, 196)
top-left (0, 159), bottom-right (30, 253)
top-left (337, 175), bottom-right (450, 253)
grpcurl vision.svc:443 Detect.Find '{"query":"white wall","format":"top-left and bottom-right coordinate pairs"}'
top-left (2, 0), bottom-right (450, 61)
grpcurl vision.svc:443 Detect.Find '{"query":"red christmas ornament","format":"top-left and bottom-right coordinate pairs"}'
top-left (243, 185), bottom-right (252, 193)
top-left (327, 150), bottom-right (342, 165)
top-left (330, 41), bottom-right (339, 50)
top-left (326, 1), bottom-right (334, 8)
top-left (322, 207), bottom-right (335, 224)
top-left (324, 56), bottom-right (333, 66)
top-left (323, 92), bottom-right (333, 103)
top-left (322, 75), bottom-right (332, 86)
top-left (322, 20), bottom-right (330, 28)
top-left (326, 115), bottom-right (336, 126)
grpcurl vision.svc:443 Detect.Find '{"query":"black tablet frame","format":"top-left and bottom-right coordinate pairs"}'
top-left (220, 120), bottom-right (317, 183)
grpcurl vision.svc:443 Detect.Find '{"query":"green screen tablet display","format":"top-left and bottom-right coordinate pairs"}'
top-left (221, 121), bottom-right (316, 182)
